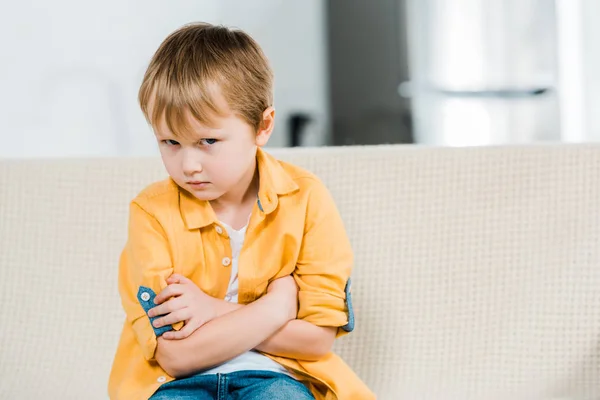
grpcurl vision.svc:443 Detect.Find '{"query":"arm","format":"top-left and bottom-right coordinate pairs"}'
top-left (191, 297), bottom-right (336, 361)
top-left (291, 178), bottom-right (355, 344)
top-left (234, 179), bottom-right (354, 361)
top-left (118, 200), bottom-right (183, 361)
top-left (253, 183), bottom-right (353, 361)
top-left (255, 320), bottom-right (337, 361)
top-left (155, 276), bottom-right (297, 378)
top-left (185, 297), bottom-right (335, 361)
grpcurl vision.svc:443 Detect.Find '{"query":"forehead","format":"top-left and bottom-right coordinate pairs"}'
top-left (147, 90), bottom-right (232, 141)
top-left (151, 108), bottom-right (217, 137)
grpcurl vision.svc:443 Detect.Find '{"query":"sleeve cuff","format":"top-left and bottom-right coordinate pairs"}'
top-left (340, 278), bottom-right (355, 333)
top-left (298, 278), bottom-right (355, 334)
top-left (137, 286), bottom-right (181, 336)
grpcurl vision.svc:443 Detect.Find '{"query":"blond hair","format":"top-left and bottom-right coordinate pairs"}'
top-left (139, 22), bottom-right (274, 138)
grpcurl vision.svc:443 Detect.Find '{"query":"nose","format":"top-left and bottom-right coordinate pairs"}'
top-left (181, 148), bottom-right (202, 177)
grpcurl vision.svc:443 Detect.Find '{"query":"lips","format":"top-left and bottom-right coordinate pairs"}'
top-left (186, 181), bottom-right (210, 189)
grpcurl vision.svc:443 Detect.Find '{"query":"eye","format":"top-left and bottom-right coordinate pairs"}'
top-left (162, 139), bottom-right (180, 146)
top-left (199, 138), bottom-right (217, 146)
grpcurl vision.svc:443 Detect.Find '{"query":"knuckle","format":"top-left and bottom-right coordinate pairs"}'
top-left (167, 300), bottom-right (179, 312)
top-left (172, 312), bottom-right (183, 322)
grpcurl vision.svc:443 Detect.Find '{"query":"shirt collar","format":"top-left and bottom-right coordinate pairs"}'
top-left (179, 147), bottom-right (299, 230)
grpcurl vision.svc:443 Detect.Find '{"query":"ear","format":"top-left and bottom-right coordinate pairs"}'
top-left (255, 107), bottom-right (275, 147)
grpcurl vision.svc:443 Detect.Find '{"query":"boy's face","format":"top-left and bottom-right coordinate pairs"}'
top-left (152, 102), bottom-right (274, 203)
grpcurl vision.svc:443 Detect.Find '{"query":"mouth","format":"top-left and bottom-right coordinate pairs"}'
top-left (186, 181), bottom-right (210, 188)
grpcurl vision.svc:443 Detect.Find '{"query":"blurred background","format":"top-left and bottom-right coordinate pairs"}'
top-left (1, 0), bottom-right (598, 157)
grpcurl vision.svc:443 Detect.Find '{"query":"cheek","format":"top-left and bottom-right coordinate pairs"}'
top-left (209, 157), bottom-right (236, 177)
top-left (159, 151), bottom-right (179, 176)
top-left (210, 149), bottom-right (251, 177)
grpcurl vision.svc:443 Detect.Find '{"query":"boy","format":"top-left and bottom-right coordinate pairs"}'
top-left (108, 22), bottom-right (375, 400)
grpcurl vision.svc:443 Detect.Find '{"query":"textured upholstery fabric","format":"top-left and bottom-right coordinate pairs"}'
top-left (1, 144), bottom-right (600, 399)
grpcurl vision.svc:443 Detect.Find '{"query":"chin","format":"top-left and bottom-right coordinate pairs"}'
top-left (187, 190), bottom-right (220, 202)
top-left (185, 188), bottom-right (223, 201)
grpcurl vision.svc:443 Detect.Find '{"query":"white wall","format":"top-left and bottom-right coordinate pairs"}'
top-left (555, 0), bottom-right (600, 143)
top-left (581, 0), bottom-right (600, 142)
top-left (0, 1), bottom-right (328, 158)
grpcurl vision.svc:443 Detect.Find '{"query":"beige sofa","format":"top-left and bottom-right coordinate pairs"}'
top-left (1, 144), bottom-right (600, 400)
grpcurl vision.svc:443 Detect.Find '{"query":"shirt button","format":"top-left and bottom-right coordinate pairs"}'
top-left (140, 292), bottom-right (150, 302)
top-left (157, 376), bottom-right (166, 383)
top-left (222, 257), bottom-right (231, 266)
top-left (215, 225), bottom-right (223, 235)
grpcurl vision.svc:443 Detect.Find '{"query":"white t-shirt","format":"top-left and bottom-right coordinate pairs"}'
top-left (198, 220), bottom-right (294, 378)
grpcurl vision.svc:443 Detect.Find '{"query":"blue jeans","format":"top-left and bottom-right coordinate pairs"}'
top-left (149, 370), bottom-right (315, 400)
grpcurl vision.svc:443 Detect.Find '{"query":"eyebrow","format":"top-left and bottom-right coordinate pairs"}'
top-left (154, 130), bottom-right (224, 142)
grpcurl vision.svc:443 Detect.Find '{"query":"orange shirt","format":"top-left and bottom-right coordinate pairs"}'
top-left (108, 148), bottom-right (375, 399)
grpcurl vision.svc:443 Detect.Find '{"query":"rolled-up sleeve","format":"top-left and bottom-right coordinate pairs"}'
top-left (118, 200), bottom-right (183, 361)
top-left (293, 179), bottom-right (355, 337)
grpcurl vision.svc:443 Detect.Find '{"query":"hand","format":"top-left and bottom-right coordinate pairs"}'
top-left (148, 274), bottom-right (218, 340)
top-left (266, 275), bottom-right (298, 322)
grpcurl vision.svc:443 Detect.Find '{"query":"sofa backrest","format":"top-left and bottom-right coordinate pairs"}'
top-left (1, 145), bottom-right (600, 399)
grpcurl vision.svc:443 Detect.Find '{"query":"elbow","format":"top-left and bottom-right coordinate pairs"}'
top-left (157, 357), bottom-right (186, 379)
top-left (158, 360), bottom-right (183, 379)
top-left (156, 336), bottom-right (214, 378)
top-left (313, 340), bottom-right (334, 360)
top-left (298, 346), bottom-right (331, 361)
top-left (302, 334), bottom-right (335, 361)
top-left (155, 337), bottom-right (189, 379)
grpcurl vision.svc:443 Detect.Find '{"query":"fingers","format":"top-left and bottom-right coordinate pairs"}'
top-left (153, 283), bottom-right (185, 305)
top-left (152, 308), bottom-right (190, 328)
top-left (148, 296), bottom-right (184, 318)
top-left (167, 274), bottom-right (190, 285)
top-left (162, 320), bottom-right (199, 340)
